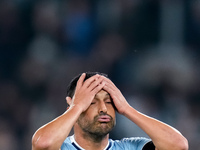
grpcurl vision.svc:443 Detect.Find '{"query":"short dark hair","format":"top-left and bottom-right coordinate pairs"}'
top-left (66, 72), bottom-right (108, 98)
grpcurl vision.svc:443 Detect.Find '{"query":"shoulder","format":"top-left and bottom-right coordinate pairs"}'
top-left (110, 137), bottom-right (151, 150)
top-left (61, 136), bottom-right (76, 150)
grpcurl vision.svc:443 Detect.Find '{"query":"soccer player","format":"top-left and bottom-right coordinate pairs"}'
top-left (32, 72), bottom-right (188, 150)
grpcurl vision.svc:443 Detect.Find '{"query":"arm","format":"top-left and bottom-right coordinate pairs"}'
top-left (102, 77), bottom-right (188, 150)
top-left (32, 73), bottom-right (105, 150)
top-left (32, 105), bottom-right (82, 150)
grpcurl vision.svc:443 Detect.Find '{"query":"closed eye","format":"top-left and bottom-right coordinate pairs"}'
top-left (106, 102), bottom-right (112, 105)
top-left (91, 102), bottom-right (96, 105)
top-left (105, 99), bottom-right (112, 104)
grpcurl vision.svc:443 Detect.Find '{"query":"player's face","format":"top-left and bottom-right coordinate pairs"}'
top-left (77, 90), bottom-right (116, 136)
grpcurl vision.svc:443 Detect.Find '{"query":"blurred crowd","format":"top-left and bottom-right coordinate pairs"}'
top-left (0, 0), bottom-right (199, 149)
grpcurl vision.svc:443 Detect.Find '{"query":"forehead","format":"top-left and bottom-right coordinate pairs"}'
top-left (94, 90), bottom-right (110, 99)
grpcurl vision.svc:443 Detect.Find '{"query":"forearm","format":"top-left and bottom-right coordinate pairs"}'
top-left (32, 106), bottom-right (82, 150)
top-left (124, 106), bottom-right (188, 150)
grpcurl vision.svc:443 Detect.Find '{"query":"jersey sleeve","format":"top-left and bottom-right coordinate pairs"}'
top-left (118, 137), bottom-right (152, 150)
top-left (61, 137), bottom-right (76, 150)
top-left (61, 141), bottom-right (73, 150)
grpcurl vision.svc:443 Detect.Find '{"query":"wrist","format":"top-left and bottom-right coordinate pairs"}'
top-left (68, 104), bottom-right (84, 114)
top-left (121, 104), bottom-right (132, 116)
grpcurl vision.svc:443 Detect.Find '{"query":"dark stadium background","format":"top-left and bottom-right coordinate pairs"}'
top-left (0, 0), bottom-right (199, 149)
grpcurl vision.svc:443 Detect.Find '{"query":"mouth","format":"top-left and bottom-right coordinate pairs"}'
top-left (97, 115), bottom-right (111, 123)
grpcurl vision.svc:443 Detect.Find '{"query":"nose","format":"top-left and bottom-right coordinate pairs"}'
top-left (98, 101), bottom-right (107, 114)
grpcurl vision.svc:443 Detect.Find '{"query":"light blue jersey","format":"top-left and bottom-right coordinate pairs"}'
top-left (61, 135), bottom-right (151, 150)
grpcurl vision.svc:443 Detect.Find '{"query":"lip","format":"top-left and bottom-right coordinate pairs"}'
top-left (97, 115), bottom-right (111, 122)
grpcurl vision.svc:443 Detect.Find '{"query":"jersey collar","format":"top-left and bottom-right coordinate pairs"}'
top-left (70, 135), bottom-right (112, 150)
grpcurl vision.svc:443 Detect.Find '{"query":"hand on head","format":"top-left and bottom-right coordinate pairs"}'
top-left (66, 73), bottom-right (130, 115)
top-left (66, 73), bottom-right (106, 112)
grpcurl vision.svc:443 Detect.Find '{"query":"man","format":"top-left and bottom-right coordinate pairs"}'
top-left (32, 72), bottom-right (188, 150)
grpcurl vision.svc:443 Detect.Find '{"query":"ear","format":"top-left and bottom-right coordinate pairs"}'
top-left (66, 96), bottom-right (72, 106)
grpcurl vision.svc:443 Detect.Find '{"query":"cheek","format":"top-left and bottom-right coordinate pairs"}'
top-left (108, 105), bottom-right (116, 118)
top-left (80, 108), bottom-right (96, 121)
top-left (87, 105), bottom-right (99, 115)
top-left (78, 113), bottom-right (91, 127)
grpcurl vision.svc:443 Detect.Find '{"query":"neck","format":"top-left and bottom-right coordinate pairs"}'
top-left (74, 127), bottom-right (109, 150)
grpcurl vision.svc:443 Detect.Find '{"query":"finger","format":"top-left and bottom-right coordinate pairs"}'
top-left (91, 81), bottom-right (105, 94)
top-left (76, 73), bottom-right (86, 90)
top-left (103, 84), bottom-right (114, 95)
top-left (83, 74), bottom-right (99, 88)
top-left (102, 82), bottom-right (120, 100)
top-left (103, 80), bottom-right (116, 92)
top-left (101, 76), bottom-right (116, 87)
top-left (88, 76), bottom-right (104, 91)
